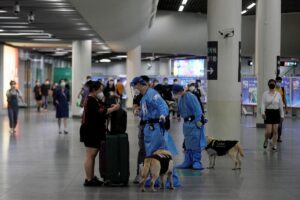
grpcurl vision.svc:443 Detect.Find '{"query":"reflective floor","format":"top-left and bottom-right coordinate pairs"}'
top-left (0, 108), bottom-right (300, 200)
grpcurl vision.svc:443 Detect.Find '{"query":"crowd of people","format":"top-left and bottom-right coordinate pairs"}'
top-left (5, 74), bottom-right (287, 188)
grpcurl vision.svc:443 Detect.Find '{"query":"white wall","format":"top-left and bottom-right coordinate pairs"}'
top-left (141, 11), bottom-right (300, 57)
top-left (92, 61), bottom-right (160, 76)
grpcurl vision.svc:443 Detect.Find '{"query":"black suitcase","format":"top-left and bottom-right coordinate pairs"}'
top-left (104, 133), bottom-right (130, 186)
top-left (110, 109), bottom-right (127, 134)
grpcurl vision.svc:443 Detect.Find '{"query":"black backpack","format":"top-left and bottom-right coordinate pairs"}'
top-left (109, 109), bottom-right (127, 134)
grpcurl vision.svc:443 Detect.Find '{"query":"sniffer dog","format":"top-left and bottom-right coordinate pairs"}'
top-left (205, 136), bottom-right (244, 170)
top-left (140, 149), bottom-right (174, 192)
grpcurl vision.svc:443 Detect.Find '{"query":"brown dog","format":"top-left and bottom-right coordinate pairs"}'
top-left (140, 149), bottom-right (174, 192)
top-left (205, 136), bottom-right (244, 170)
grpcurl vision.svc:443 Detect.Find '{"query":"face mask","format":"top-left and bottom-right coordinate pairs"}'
top-left (276, 82), bottom-right (281, 88)
top-left (269, 84), bottom-right (275, 89)
top-left (164, 81), bottom-right (168, 85)
top-left (60, 82), bottom-right (66, 87)
top-left (173, 81), bottom-right (178, 84)
top-left (134, 89), bottom-right (140, 95)
top-left (97, 92), bottom-right (104, 100)
top-left (109, 91), bottom-right (114, 96)
top-left (197, 83), bottom-right (201, 87)
top-left (189, 86), bottom-right (195, 92)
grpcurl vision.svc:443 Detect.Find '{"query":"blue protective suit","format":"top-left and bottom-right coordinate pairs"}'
top-left (140, 88), bottom-right (180, 187)
top-left (177, 92), bottom-right (206, 170)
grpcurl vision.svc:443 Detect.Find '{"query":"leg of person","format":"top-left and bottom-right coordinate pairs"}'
top-left (191, 150), bottom-right (204, 170)
top-left (277, 119), bottom-right (283, 142)
top-left (264, 124), bottom-right (272, 149)
top-left (134, 125), bottom-right (145, 184)
top-left (44, 96), bottom-right (48, 110)
top-left (41, 96), bottom-right (45, 109)
top-left (13, 106), bottom-right (19, 132)
top-left (272, 124), bottom-right (279, 150)
top-left (176, 150), bottom-right (192, 169)
top-left (84, 147), bottom-right (101, 186)
top-left (7, 108), bottom-right (14, 133)
top-left (58, 118), bottom-right (62, 134)
top-left (63, 118), bottom-right (68, 134)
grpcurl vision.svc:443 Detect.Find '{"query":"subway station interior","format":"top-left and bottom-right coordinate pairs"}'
top-left (0, 0), bottom-right (300, 199)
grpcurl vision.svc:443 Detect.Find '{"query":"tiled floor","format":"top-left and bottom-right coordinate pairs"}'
top-left (0, 108), bottom-right (299, 200)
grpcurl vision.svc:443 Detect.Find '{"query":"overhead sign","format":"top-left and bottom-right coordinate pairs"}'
top-left (207, 41), bottom-right (218, 80)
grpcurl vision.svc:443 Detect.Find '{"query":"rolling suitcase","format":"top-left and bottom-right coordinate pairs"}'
top-left (105, 133), bottom-right (130, 186)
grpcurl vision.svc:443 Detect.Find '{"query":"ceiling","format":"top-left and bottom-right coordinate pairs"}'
top-left (0, 0), bottom-right (109, 58)
top-left (158, 0), bottom-right (300, 15)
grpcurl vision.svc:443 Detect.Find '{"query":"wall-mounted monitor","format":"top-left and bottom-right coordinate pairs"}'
top-left (173, 59), bottom-right (205, 77)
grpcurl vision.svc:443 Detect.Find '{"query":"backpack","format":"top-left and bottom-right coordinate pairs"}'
top-left (109, 108), bottom-right (127, 134)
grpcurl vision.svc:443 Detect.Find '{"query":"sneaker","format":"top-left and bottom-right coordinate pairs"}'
top-left (263, 139), bottom-right (268, 149)
top-left (92, 176), bottom-right (104, 185)
top-left (59, 131), bottom-right (62, 134)
top-left (277, 139), bottom-right (282, 143)
top-left (133, 175), bottom-right (139, 184)
top-left (272, 145), bottom-right (277, 151)
top-left (64, 130), bottom-right (68, 134)
top-left (84, 177), bottom-right (103, 187)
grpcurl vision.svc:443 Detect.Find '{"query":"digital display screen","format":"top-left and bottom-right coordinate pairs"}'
top-left (173, 59), bottom-right (205, 77)
top-left (292, 78), bottom-right (300, 108)
top-left (241, 77), bottom-right (257, 105)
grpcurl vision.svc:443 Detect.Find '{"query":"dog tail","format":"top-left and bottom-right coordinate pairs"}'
top-left (237, 143), bottom-right (244, 157)
top-left (141, 158), bottom-right (152, 178)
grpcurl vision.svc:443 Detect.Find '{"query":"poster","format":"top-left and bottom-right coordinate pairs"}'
top-left (241, 77), bottom-right (257, 105)
top-left (282, 77), bottom-right (291, 107)
top-left (291, 78), bottom-right (300, 108)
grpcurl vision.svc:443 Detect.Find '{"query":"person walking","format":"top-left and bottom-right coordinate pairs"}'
top-left (41, 79), bottom-right (50, 111)
top-left (54, 79), bottom-right (70, 134)
top-left (261, 79), bottom-right (285, 150)
top-left (33, 80), bottom-right (42, 112)
top-left (6, 80), bottom-right (24, 133)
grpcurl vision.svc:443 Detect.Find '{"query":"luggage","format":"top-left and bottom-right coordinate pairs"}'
top-left (110, 109), bottom-right (127, 134)
top-left (103, 133), bottom-right (130, 186)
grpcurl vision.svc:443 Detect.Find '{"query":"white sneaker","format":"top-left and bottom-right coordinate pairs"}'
top-left (272, 145), bottom-right (277, 151)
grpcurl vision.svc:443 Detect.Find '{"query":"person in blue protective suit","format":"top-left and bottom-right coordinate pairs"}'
top-left (131, 76), bottom-right (180, 187)
top-left (172, 84), bottom-right (207, 170)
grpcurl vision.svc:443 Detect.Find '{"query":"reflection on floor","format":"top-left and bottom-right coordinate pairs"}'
top-left (0, 109), bottom-right (300, 200)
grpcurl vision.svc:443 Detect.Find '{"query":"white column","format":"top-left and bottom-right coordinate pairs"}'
top-left (159, 58), bottom-right (171, 76)
top-left (71, 40), bottom-right (92, 117)
top-left (207, 0), bottom-right (242, 140)
top-left (255, 0), bottom-right (281, 126)
top-left (126, 45), bottom-right (141, 109)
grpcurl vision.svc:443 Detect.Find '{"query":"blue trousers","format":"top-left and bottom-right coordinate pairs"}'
top-left (8, 106), bottom-right (19, 129)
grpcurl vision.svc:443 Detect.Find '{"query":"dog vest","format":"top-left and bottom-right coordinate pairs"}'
top-left (146, 154), bottom-right (172, 175)
top-left (205, 140), bottom-right (238, 156)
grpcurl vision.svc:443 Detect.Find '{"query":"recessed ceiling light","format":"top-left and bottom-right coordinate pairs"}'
top-left (178, 5), bottom-right (184, 12)
top-left (182, 0), bottom-right (188, 5)
top-left (96, 50), bottom-right (111, 54)
top-left (0, 32), bottom-right (50, 36)
top-left (100, 59), bottom-right (111, 63)
top-left (0, 16), bottom-right (19, 19)
top-left (247, 3), bottom-right (256, 9)
top-left (116, 55), bottom-right (127, 58)
top-left (9, 30), bottom-right (44, 33)
top-left (32, 38), bottom-right (62, 41)
top-left (0, 29), bottom-right (4, 32)
top-left (0, 26), bottom-right (30, 28)
top-left (78, 27), bottom-right (90, 31)
top-left (76, 22), bottom-right (85, 25)
top-left (47, 8), bottom-right (75, 12)
top-left (0, 9), bottom-right (7, 13)
top-left (241, 10), bottom-right (247, 15)
top-left (0, 22), bottom-right (28, 24)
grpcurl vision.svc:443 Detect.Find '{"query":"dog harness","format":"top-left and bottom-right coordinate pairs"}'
top-left (146, 154), bottom-right (172, 175)
top-left (205, 140), bottom-right (238, 156)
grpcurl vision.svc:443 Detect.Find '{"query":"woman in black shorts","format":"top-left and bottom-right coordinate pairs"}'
top-left (261, 79), bottom-right (284, 150)
top-left (81, 80), bottom-right (120, 186)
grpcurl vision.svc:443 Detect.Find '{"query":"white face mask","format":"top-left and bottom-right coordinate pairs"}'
top-left (197, 83), bottom-right (201, 87)
top-left (164, 80), bottom-right (168, 85)
top-left (97, 92), bottom-right (104, 100)
top-left (189, 86), bottom-right (195, 92)
top-left (134, 89), bottom-right (140, 95)
top-left (60, 82), bottom-right (66, 87)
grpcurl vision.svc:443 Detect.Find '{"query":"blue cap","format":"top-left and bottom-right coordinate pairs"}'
top-left (131, 76), bottom-right (147, 86)
top-left (172, 84), bottom-right (184, 94)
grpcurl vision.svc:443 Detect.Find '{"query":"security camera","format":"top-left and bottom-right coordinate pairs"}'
top-left (14, 1), bottom-right (20, 15)
top-left (218, 28), bottom-right (234, 39)
top-left (27, 11), bottom-right (35, 23)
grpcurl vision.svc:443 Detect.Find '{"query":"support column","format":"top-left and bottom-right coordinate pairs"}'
top-left (71, 40), bottom-right (92, 117)
top-left (207, 0), bottom-right (242, 140)
top-left (126, 45), bottom-right (141, 109)
top-left (159, 58), bottom-right (171, 76)
top-left (0, 45), bottom-right (4, 114)
top-left (255, 0), bottom-right (281, 126)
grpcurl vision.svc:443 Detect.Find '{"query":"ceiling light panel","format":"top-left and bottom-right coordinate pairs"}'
top-left (247, 3), bottom-right (256, 9)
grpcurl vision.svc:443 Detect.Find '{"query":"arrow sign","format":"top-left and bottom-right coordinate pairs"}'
top-left (207, 41), bottom-right (218, 80)
top-left (207, 67), bottom-right (214, 75)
